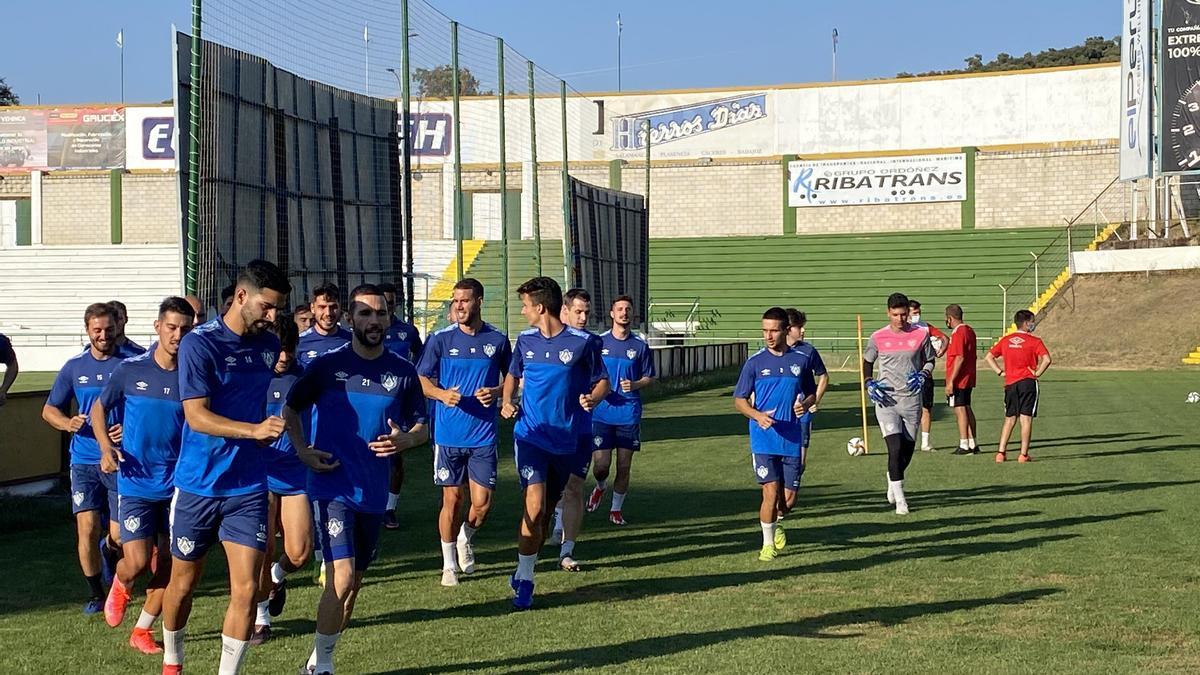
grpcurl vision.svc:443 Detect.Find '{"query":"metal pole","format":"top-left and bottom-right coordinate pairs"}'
top-left (617, 14), bottom-right (622, 92)
top-left (400, 1), bottom-right (415, 321)
top-left (528, 61), bottom-right (541, 276)
top-left (999, 284), bottom-right (1007, 332)
top-left (185, 0), bottom-right (201, 295)
top-left (120, 30), bottom-right (125, 103)
top-left (644, 119), bottom-right (651, 210)
top-left (560, 80), bottom-right (571, 288)
top-left (1030, 252), bottom-right (1039, 295)
top-left (497, 38), bottom-right (509, 335)
top-left (451, 21), bottom-right (464, 280)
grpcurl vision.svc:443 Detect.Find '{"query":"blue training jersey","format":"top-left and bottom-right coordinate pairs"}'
top-left (46, 348), bottom-right (128, 465)
top-left (384, 317), bottom-right (424, 362)
top-left (733, 347), bottom-right (815, 457)
top-left (0, 333), bottom-right (12, 363)
top-left (265, 365), bottom-right (304, 470)
top-left (287, 344), bottom-right (426, 513)
top-left (297, 326), bottom-right (352, 369)
top-left (98, 346), bottom-right (184, 500)
top-left (416, 322), bottom-right (512, 448)
top-left (510, 326), bottom-right (607, 454)
top-left (116, 339), bottom-right (147, 358)
top-left (789, 341), bottom-right (827, 397)
top-left (174, 317), bottom-right (281, 497)
top-left (593, 330), bottom-right (656, 426)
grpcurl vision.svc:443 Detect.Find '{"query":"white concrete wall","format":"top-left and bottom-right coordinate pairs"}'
top-left (1072, 246), bottom-right (1200, 274)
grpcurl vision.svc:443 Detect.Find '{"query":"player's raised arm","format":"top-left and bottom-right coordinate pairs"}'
top-left (581, 335), bottom-right (611, 410)
top-left (178, 333), bottom-right (283, 442)
top-left (733, 360), bottom-right (773, 429)
top-left (42, 367), bottom-right (87, 433)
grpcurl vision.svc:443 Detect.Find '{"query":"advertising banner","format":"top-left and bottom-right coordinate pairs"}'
top-left (125, 106), bottom-right (176, 170)
top-left (1160, 0), bottom-right (1200, 173)
top-left (46, 107), bottom-right (125, 169)
top-left (1120, 0), bottom-right (1152, 180)
top-left (788, 153), bottom-right (966, 207)
top-left (0, 109), bottom-right (48, 172)
top-left (605, 91), bottom-right (772, 159)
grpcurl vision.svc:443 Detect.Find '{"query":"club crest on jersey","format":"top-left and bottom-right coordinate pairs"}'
top-left (449, 348), bottom-right (460, 356)
top-left (381, 373), bottom-right (399, 392)
top-left (327, 517), bottom-right (344, 538)
top-left (398, 331), bottom-right (408, 340)
top-left (72, 491), bottom-right (85, 506)
top-left (176, 537), bottom-right (195, 555)
top-left (755, 464), bottom-right (769, 479)
top-left (594, 435), bottom-right (604, 447)
top-left (436, 467), bottom-right (451, 482)
top-left (558, 349), bottom-right (573, 364)
top-left (626, 349), bottom-right (637, 360)
top-left (136, 380), bottom-right (148, 391)
top-left (520, 465), bottom-right (535, 480)
top-left (262, 351), bottom-right (275, 367)
top-left (790, 364), bottom-right (801, 376)
top-left (483, 343), bottom-right (496, 358)
top-left (124, 516), bottom-right (141, 533)
top-left (77, 376), bottom-right (89, 384)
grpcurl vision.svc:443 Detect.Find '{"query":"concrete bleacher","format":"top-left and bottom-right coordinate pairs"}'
top-left (465, 229), bottom-right (1062, 342)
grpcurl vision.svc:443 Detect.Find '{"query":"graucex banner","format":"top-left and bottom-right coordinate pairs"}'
top-left (787, 153), bottom-right (966, 207)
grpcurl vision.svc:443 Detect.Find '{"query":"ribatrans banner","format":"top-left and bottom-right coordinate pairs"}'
top-left (1120, 0), bottom-right (1152, 180)
top-left (1160, 0), bottom-right (1200, 173)
top-left (787, 153), bottom-right (966, 207)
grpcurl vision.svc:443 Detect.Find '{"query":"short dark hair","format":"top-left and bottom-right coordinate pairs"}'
top-left (454, 278), bottom-right (485, 299)
top-left (294, 302), bottom-right (311, 314)
top-left (613, 295), bottom-right (634, 307)
top-left (762, 307), bottom-right (789, 325)
top-left (907, 299), bottom-right (922, 310)
top-left (945, 304), bottom-right (964, 321)
top-left (517, 276), bottom-right (563, 317)
top-left (785, 308), bottom-right (807, 328)
top-left (273, 313), bottom-right (300, 352)
top-left (1014, 309), bottom-right (1035, 326)
top-left (159, 296), bottom-right (196, 320)
top-left (237, 260), bottom-right (291, 295)
top-left (312, 282), bottom-right (340, 304)
top-left (378, 282), bottom-right (397, 295)
top-left (348, 283), bottom-right (385, 308)
top-left (107, 300), bottom-right (129, 320)
top-left (220, 283), bottom-right (236, 303)
top-left (887, 292), bottom-right (910, 310)
top-left (564, 288), bottom-right (591, 305)
top-left (84, 302), bottom-right (116, 326)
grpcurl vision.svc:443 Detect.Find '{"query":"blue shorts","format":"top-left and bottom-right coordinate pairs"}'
top-left (514, 441), bottom-right (581, 504)
top-left (70, 463), bottom-right (118, 519)
top-left (169, 489), bottom-right (268, 561)
top-left (751, 454), bottom-right (804, 490)
top-left (800, 411), bottom-right (813, 449)
top-left (591, 422), bottom-right (641, 451)
top-left (314, 500), bottom-right (382, 572)
top-left (267, 456), bottom-right (308, 497)
top-left (433, 444), bottom-right (497, 488)
top-left (118, 495), bottom-right (170, 542)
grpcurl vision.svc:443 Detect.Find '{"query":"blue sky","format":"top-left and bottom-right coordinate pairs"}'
top-left (3, 0), bottom-right (1120, 104)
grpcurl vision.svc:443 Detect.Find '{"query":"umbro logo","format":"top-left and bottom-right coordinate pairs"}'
top-left (78, 376), bottom-right (89, 384)
top-left (449, 348), bottom-right (460, 356)
top-left (761, 369), bottom-right (771, 376)
top-left (1009, 336), bottom-right (1026, 346)
top-left (306, 350), bottom-right (318, 359)
top-left (602, 348), bottom-right (610, 355)
top-left (135, 381), bottom-right (148, 391)
top-left (335, 371), bottom-right (349, 380)
top-left (225, 356), bottom-right (237, 365)
top-left (525, 351), bottom-right (534, 359)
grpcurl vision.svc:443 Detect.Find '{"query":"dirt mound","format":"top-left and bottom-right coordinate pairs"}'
top-left (1034, 270), bottom-right (1200, 369)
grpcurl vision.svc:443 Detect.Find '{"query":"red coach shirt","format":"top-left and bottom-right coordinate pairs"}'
top-left (945, 323), bottom-right (977, 389)
top-left (989, 331), bottom-right (1049, 386)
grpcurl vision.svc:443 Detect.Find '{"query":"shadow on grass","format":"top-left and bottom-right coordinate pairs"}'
top-left (368, 588), bottom-right (1061, 674)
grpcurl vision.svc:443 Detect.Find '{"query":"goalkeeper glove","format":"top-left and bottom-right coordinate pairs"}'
top-left (865, 378), bottom-right (895, 406)
top-left (906, 370), bottom-right (930, 394)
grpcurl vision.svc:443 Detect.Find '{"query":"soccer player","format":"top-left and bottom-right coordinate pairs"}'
top-left (863, 293), bottom-right (936, 515)
top-left (159, 260), bottom-right (290, 675)
top-left (380, 281), bottom-right (425, 530)
top-left (501, 277), bottom-right (608, 609)
top-left (109, 300), bottom-right (148, 357)
top-left (92, 297), bottom-right (195, 653)
top-left (250, 315), bottom-right (313, 644)
top-left (782, 308), bottom-right (827, 519)
top-left (184, 295), bottom-right (208, 325)
top-left (294, 303), bottom-right (314, 332)
top-left (907, 299), bottom-right (948, 452)
top-left (284, 284), bottom-right (427, 675)
top-left (221, 283), bottom-right (237, 314)
top-left (42, 302), bottom-right (127, 614)
top-left (552, 287), bottom-right (598, 571)
top-left (986, 309), bottom-right (1052, 463)
top-left (733, 307), bottom-right (815, 561)
top-left (298, 283), bottom-right (351, 369)
top-left (0, 329), bottom-right (18, 406)
top-left (587, 295), bottom-right (656, 526)
top-left (944, 304), bottom-right (980, 455)
top-left (417, 278), bottom-right (511, 587)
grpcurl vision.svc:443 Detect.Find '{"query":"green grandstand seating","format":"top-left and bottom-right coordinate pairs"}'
top-left (466, 228), bottom-right (1061, 342)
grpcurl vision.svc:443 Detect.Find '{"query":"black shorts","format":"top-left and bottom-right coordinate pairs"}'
top-left (947, 387), bottom-right (973, 407)
top-left (921, 377), bottom-right (934, 410)
top-left (1003, 378), bottom-right (1039, 417)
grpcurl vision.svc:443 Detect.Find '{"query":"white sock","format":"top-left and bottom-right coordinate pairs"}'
top-left (271, 561), bottom-right (287, 584)
top-left (255, 600), bottom-right (270, 627)
top-left (560, 539), bottom-right (575, 559)
top-left (386, 492), bottom-right (399, 511)
top-left (596, 479), bottom-right (607, 491)
top-left (921, 431), bottom-right (930, 448)
top-left (136, 609), bottom-right (157, 630)
top-left (515, 553), bottom-right (537, 581)
top-left (306, 649), bottom-right (317, 669)
top-left (440, 540), bottom-right (457, 570)
top-left (968, 437), bottom-right (977, 449)
top-left (217, 634), bottom-right (248, 675)
top-left (314, 631), bottom-right (341, 673)
top-left (890, 480), bottom-right (907, 501)
top-left (761, 521), bottom-right (775, 548)
top-left (458, 523), bottom-right (476, 544)
top-left (960, 438), bottom-right (970, 449)
top-left (163, 627), bottom-right (184, 666)
top-left (611, 491), bottom-right (626, 512)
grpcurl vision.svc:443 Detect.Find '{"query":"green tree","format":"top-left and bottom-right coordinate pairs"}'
top-left (413, 65), bottom-right (490, 97)
top-left (0, 77), bottom-right (18, 106)
top-left (897, 36), bottom-right (1119, 78)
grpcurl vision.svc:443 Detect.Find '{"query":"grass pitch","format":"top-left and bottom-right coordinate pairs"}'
top-left (1, 368), bottom-right (1197, 673)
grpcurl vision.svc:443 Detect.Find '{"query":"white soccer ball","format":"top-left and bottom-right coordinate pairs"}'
top-left (1186, 391), bottom-right (1200, 404)
top-left (847, 437), bottom-right (866, 456)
